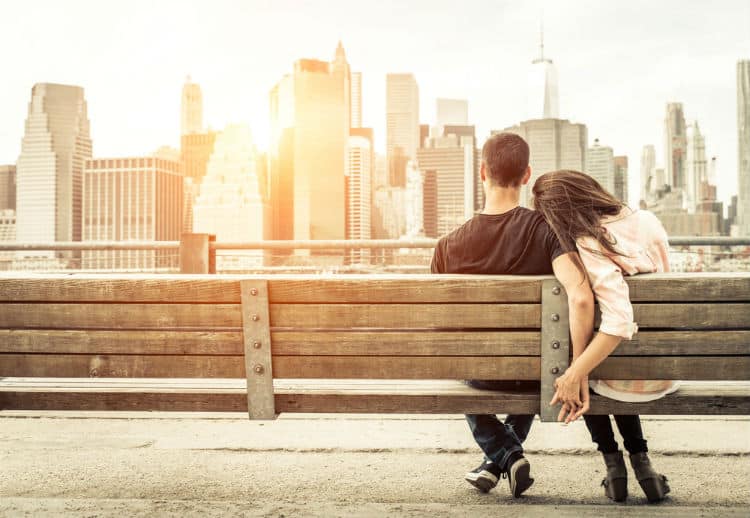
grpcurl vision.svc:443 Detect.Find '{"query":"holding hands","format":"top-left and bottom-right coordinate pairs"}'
top-left (550, 366), bottom-right (590, 423)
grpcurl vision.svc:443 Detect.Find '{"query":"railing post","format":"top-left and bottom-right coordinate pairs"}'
top-left (540, 279), bottom-right (571, 422)
top-left (240, 280), bottom-right (276, 419)
top-left (179, 233), bottom-right (216, 274)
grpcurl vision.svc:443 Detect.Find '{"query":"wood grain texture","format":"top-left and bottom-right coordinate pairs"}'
top-left (0, 303), bottom-right (241, 330)
top-left (0, 276), bottom-right (243, 303)
top-left (0, 302), bottom-right (541, 331)
top-left (0, 354), bottom-right (245, 378)
top-left (0, 329), bottom-right (244, 354)
top-left (1, 379), bottom-right (746, 415)
top-left (0, 354), bottom-right (539, 380)
top-left (267, 276), bottom-right (544, 303)
top-left (270, 331), bottom-right (539, 356)
top-left (591, 356), bottom-right (750, 380)
top-left (0, 274), bottom-right (547, 303)
top-left (614, 331), bottom-right (750, 356)
top-left (625, 273), bottom-right (750, 302)
top-left (631, 304), bottom-right (750, 329)
top-left (0, 329), bottom-right (541, 356)
top-left (2, 273), bottom-right (748, 303)
top-left (270, 304), bottom-right (541, 329)
top-left (271, 356), bottom-right (539, 379)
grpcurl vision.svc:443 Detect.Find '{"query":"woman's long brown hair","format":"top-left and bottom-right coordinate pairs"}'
top-left (532, 170), bottom-right (627, 265)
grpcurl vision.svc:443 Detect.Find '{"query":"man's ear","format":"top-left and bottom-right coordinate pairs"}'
top-left (480, 162), bottom-right (487, 182)
top-left (520, 166), bottom-right (532, 185)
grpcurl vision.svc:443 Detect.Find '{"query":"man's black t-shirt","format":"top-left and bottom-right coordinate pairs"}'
top-left (430, 206), bottom-right (564, 275)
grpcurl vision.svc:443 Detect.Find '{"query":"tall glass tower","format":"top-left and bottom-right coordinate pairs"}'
top-left (181, 76), bottom-right (203, 136)
top-left (16, 83), bottom-right (92, 245)
top-left (528, 28), bottom-right (559, 120)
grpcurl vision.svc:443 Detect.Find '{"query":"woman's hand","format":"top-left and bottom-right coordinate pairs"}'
top-left (550, 367), bottom-right (589, 422)
top-left (555, 376), bottom-right (590, 423)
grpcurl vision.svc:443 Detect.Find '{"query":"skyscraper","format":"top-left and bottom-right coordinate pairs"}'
top-left (501, 119), bottom-right (587, 206)
top-left (181, 131), bottom-right (217, 183)
top-left (269, 45), bottom-right (349, 245)
top-left (416, 133), bottom-right (476, 236)
top-left (386, 73), bottom-right (419, 187)
top-left (640, 145), bottom-right (656, 203)
top-left (528, 29), bottom-right (559, 119)
top-left (16, 83), bottom-right (92, 246)
top-left (82, 155), bottom-right (183, 270)
top-left (664, 102), bottom-right (687, 191)
top-left (614, 156), bottom-right (628, 204)
top-left (587, 139), bottom-right (615, 195)
top-left (351, 71), bottom-right (362, 128)
top-left (737, 60), bottom-right (750, 236)
top-left (346, 133), bottom-right (372, 263)
top-left (181, 77), bottom-right (203, 135)
top-left (0, 165), bottom-right (15, 212)
top-left (686, 122), bottom-right (707, 212)
top-left (441, 125), bottom-right (482, 212)
top-left (436, 98), bottom-right (468, 128)
top-left (404, 161), bottom-right (424, 238)
top-left (193, 124), bottom-right (268, 269)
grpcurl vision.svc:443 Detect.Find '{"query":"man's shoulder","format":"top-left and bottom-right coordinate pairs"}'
top-left (438, 208), bottom-right (549, 244)
top-left (436, 215), bottom-right (482, 246)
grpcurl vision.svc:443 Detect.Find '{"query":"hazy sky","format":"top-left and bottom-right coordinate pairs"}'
top-left (1, 0), bottom-right (748, 206)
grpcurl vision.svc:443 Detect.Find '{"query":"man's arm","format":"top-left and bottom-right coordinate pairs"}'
top-left (430, 240), bottom-right (444, 274)
top-left (551, 252), bottom-right (595, 421)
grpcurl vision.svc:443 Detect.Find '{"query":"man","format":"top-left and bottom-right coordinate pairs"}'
top-left (430, 133), bottom-right (594, 497)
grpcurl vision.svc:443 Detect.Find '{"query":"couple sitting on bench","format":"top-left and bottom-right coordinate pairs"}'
top-left (430, 133), bottom-right (676, 503)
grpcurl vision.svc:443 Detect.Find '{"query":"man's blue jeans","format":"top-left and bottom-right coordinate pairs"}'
top-left (465, 380), bottom-right (536, 471)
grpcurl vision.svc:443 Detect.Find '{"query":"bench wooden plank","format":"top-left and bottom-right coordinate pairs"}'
top-left (270, 331), bottom-right (539, 356)
top-left (632, 304), bottom-right (750, 329)
top-left (0, 354), bottom-right (539, 379)
top-left (589, 382), bottom-right (750, 415)
top-left (592, 357), bottom-right (750, 380)
top-left (4, 329), bottom-right (747, 357)
top-left (0, 303), bottom-right (540, 330)
top-left (626, 273), bottom-right (750, 302)
top-left (0, 329), bottom-right (540, 356)
top-left (1, 379), bottom-right (747, 415)
top-left (1, 273), bottom-right (749, 303)
top-left (267, 276), bottom-right (544, 303)
top-left (0, 276), bottom-right (243, 303)
top-left (272, 356), bottom-right (539, 379)
top-left (615, 331), bottom-right (750, 356)
top-left (0, 303), bottom-right (241, 329)
top-left (0, 329), bottom-right (244, 355)
top-left (270, 304), bottom-right (541, 329)
top-left (0, 275), bottom-right (545, 303)
top-left (0, 380), bottom-right (539, 414)
top-left (3, 302), bottom-right (745, 332)
top-left (0, 354), bottom-right (245, 378)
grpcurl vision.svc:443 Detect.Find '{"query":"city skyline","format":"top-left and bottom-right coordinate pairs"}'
top-left (0, 0), bottom-right (748, 209)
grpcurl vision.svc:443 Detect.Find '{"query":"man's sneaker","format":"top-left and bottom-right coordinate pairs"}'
top-left (507, 454), bottom-right (534, 498)
top-left (464, 460), bottom-right (501, 493)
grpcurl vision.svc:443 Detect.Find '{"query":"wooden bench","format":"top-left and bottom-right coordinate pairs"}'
top-left (1, 273), bottom-right (749, 421)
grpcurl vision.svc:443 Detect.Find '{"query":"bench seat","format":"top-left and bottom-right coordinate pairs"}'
top-left (2, 379), bottom-right (748, 416)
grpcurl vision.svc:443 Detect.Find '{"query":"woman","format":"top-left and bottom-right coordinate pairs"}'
top-left (532, 170), bottom-right (679, 503)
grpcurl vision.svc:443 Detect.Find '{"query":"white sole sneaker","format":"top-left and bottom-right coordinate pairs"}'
top-left (464, 469), bottom-right (499, 493)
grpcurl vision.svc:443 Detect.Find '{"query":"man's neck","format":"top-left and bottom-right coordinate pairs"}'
top-left (482, 186), bottom-right (522, 215)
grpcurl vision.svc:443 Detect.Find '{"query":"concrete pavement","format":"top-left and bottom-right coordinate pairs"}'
top-left (1, 412), bottom-right (748, 517)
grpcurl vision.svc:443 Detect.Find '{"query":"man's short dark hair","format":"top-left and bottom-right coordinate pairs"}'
top-left (481, 133), bottom-right (530, 187)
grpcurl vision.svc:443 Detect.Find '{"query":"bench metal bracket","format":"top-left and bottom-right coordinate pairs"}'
top-left (240, 280), bottom-right (277, 419)
top-left (540, 279), bottom-right (571, 422)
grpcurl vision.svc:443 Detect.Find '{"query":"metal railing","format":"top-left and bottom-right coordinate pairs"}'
top-left (2, 236), bottom-right (748, 252)
top-left (1, 235), bottom-right (749, 274)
